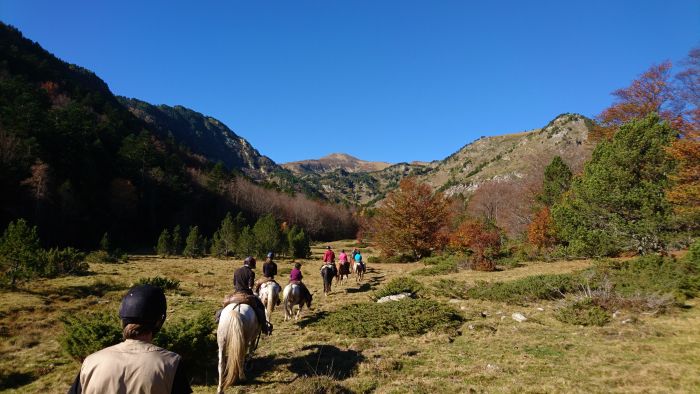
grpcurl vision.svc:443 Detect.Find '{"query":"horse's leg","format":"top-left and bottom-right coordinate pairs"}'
top-left (295, 304), bottom-right (302, 320)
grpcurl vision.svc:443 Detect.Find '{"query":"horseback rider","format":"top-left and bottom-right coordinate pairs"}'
top-left (354, 249), bottom-right (364, 270)
top-left (289, 262), bottom-right (312, 301)
top-left (323, 245), bottom-right (335, 264)
top-left (337, 249), bottom-right (350, 278)
top-left (228, 256), bottom-right (273, 335)
top-left (253, 251), bottom-right (278, 294)
top-left (68, 285), bottom-right (192, 394)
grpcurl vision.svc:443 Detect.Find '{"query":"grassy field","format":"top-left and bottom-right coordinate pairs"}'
top-left (1, 241), bottom-right (699, 393)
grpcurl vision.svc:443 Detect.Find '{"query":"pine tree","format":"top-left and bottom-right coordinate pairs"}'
top-left (171, 225), bottom-right (183, 256)
top-left (252, 214), bottom-right (281, 257)
top-left (99, 232), bottom-right (111, 253)
top-left (0, 219), bottom-right (43, 286)
top-left (211, 212), bottom-right (243, 257)
top-left (552, 114), bottom-right (676, 256)
top-left (537, 156), bottom-right (572, 207)
top-left (237, 226), bottom-right (256, 257)
top-left (183, 226), bottom-right (204, 258)
top-left (156, 229), bottom-right (171, 257)
top-left (287, 226), bottom-right (311, 258)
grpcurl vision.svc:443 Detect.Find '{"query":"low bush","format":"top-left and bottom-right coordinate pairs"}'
top-left (60, 311), bottom-right (122, 361)
top-left (429, 279), bottom-right (469, 299)
top-left (154, 310), bottom-right (217, 384)
top-left (589, 255), bottom-right (700, 303)
top-left (412, 255), bottom-right (460, 276)
top-left (465, 274), bottom-right (578, 303)
top-left (555, 298), bottom-right (611, 326)
top-left (366, 256), bottom-right (381, 264)
top-left (85, 250), bottom-right (128, 264)
top-left (383, 254), bottom-right (415, 263)
top-left (42, 247), bottom-right (88, 277)
top-left (311, 299), bottom-right (464, 337)
top-left (372, 277), bottom-right (423, 300)
top-left (134, 276), bottom-right (180, 291)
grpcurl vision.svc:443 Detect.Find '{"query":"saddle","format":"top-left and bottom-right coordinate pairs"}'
top-left (221, 291), bottom-right (273, 335)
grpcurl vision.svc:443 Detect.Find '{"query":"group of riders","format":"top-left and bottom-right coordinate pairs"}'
top-left (68, 246), bottom-right (366, 393)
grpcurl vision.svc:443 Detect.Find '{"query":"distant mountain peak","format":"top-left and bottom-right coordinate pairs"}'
top-left (283, 153), bottom-right (392, 175)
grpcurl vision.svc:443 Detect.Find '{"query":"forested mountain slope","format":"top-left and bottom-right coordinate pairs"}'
top-left (0, 22), bottom-right (356, 247)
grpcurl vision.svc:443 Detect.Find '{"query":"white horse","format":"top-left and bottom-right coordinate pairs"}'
top-left (354, 261), bottom-right (365, 283)
top-left (282, 283), bottom-right (312, 321)
top-left (216, 303), bottom-right (261, 393)
top-left (257, 281), bottom-right (281, 323)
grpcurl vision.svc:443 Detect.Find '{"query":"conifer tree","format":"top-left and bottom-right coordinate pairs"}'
top-left (537, 156), bottom-right (572, 207)
top-left (171, 225), bottom-right (183, 256)
top-left (156, 229), bottom-right (171, 257)
top-left (237, 226), bottom-right (256, 257)
top-left (99, 232), bottom-right (111, 252)
top-left (0, 219), bottom-right (42, 286)
top-left (252, 214), bottom-right (281, 257)
top-left (211, 212), bottom-right (243, 257)
top-left (552, 114), bottom-right (675, 256)
top-left (183, 226), bottom-right (204, 258)
top-left (287, 225), bottom-right (311, 258)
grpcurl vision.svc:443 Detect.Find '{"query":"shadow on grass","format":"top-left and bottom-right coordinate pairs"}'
top-left (244, 345), bottom-right (364, 384)
top-left (20, 280), bottom-right (127, 300)
top-left (346, 283), bottom-right (373, 293)
top-left (297, 311), bottom-right (330, 329)
top-left (0, 371), bottom-right (35, 390)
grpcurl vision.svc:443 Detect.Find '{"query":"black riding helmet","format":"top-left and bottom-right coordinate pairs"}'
top-left (119, 284), bottom-right (167, 325)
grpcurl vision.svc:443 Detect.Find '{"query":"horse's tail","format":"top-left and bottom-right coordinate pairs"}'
top-left (265, 287), bottom-right (276, 320)
top-left (283, 285), bottom-right (291, 319)
top-left (222, 308), bottom-right (246, 388)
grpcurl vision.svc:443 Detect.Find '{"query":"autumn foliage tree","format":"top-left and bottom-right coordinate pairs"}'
top-left (527, 207), bottom-right (556, 250)
top-left (374, 178), bottom-right (449, 260)
top-left (449, 219), bottom-right (501, 271)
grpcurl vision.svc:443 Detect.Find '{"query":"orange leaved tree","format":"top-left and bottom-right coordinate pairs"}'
top-left (527, 207), bottom-right (557, 250)
top-left (449, 219), bottom-right (501, 271)
top-left (373, 178), bottom-right (449, 260)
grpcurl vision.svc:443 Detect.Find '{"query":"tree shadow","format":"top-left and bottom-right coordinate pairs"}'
top-left (288, 344), bottom-right (365, 379)
top-left (0, 371), bottom-right (36, 390)
top-left (19, 280), bottom-right (127, 299)
top-left (297, 311), bottom-right (330, 329)
top-left (244, 345), bottom-right (365, 384)
top-left (346, 283), bottom-right (372, 293)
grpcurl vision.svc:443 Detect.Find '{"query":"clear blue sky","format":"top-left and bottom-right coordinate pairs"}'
top-left (2, 1), bottom-right (699, 164)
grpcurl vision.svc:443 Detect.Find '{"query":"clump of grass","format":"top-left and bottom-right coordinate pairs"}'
top-left (371, 277), bottom-right (423, 300)
top-left (412, 255), bottom-right (461, 276)
top-left (311, 299), bottom-right (464, 337)
top-left (287, 376), bottom-right (350, 394)
top-left (134, 276), bottom-right (180, 291)
top-left (555, 298), bottom-right (611, 326)
top-left (466, 274), bottom-right (578, 303)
